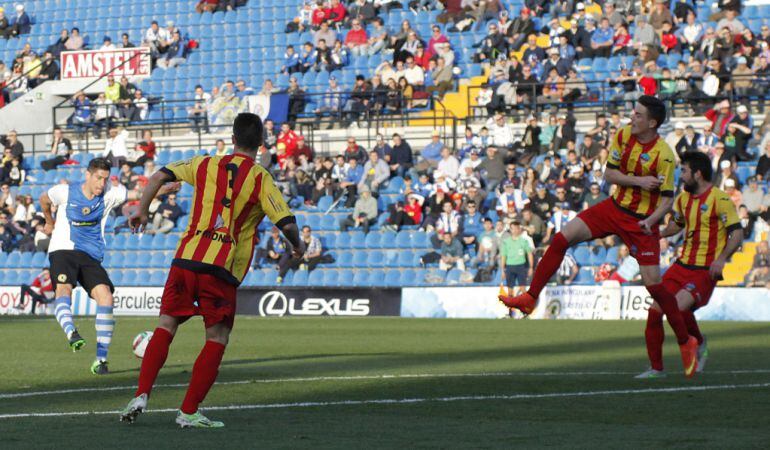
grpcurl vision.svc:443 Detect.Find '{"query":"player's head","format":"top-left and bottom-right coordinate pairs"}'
top-left (85, 157), bottom-right (111, 195)
top-left (632, 95), bottom-right (666, 134)
top-left (232, 113), bottom-right (264, 152)
top-left (680, 151), bottom-right (713, 193)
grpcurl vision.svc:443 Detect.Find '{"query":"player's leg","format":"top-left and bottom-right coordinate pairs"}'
top-left (136, 314), bottom-right (180, 396)
top-left (640, 265), bottom-right (698, 377)
top-left (499, 216), bottom-right (593, 313)
top-left (179, 322), bottom-right (230, 417)
top-left (49, 251), bottom-right (84, 350)
top-left (89, 284), bottom-right (115, 375)
top-left (636, 301), bottom-right (667, 378)
top-left (674, 275), bottom-right (711, 372)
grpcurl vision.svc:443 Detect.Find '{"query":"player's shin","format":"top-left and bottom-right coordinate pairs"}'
top-left (645, 283), bottom-right (689, 344)
top-left (645, 309), bottom-right (665, 371)
top-left (95, 305), bottom-right (114, 361)
top-left (180, 340), bottom-right (226, 415)
top-left (681, 310), bottom-right (704, 344)
top-left (54, 296), bottom-right (76, 336)
top-left (528, 232), bottom-right (569, 297)
top-left (136, 327), bottom-right (175, 397)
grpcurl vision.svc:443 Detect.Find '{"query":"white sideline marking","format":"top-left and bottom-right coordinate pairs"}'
top-left (1, 370), bottom-right (770, 400)
top-left (1, 382), bottom-right (769, 420)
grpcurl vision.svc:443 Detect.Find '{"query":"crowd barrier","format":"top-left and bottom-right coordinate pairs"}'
top-left (1, 284), bottom-right (768, 321)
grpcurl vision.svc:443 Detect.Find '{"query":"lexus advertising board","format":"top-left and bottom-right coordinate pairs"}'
top-left (237, 288), bottom-right (402, 317)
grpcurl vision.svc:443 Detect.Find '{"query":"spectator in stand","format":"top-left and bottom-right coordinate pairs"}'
top-left (496, 180), bottom-right (529, 217)
top-left (102, 126), bottom-right (131, 167)
top-left (69, 91), bottom-right (92, 137)
top-left (2, 130), bottom-right (23, 163)
top-left (359, 150), bottom-right (389, 194)
top-left (338, 157), bottom-right (363, 207)
top-left (40, 127), bottom-right (72, 171)
top-left (437, 146), bottom-right (460, 180)
top-left (345, 19), bottom-right (369, 56)
top-left (427, 56), bottom-right (453, 97)
top-left (277, 123), bottom-right (300, 159)
top-left (438, 231), bottom-right (465, 271)
top-left (28, 51), bottom-right (58, 89)
top-left (298, 42), bottom-right (316, 73)
top-left (0, 8), bottom-right (10, 40)
top-left (260, 226), bottom-right (291, 272)
top-left (507, 6), bottom-right (534, 51)
top-left (387, 133), bottom-right (413, 177)
top-left (632, 15), bottom-right (657, 53)
top-left (7, 64), bottom-right (27, 102)
top-left (146, 193), bottom-right (183, 235)
top-left (342, 137), bottom-right (367, 164)
top-left (282, 226), bottom-right (323, 281)
top-left (281, 45), bottom-right (301, 74)
top-left (366, 17), bottom-right (389, 56)
top-left (314, 75), bottom-right (342, 126)
top-left (100, 36), bottom-right (116, 51)
top-left (143, 21), bottom-right (171, 58)
top-left (756, 141), bottom-right (770, 181)
top-left (15, 267), bottom-right (53, 313)
top-left (487, 113), bottom-right (515, 150)
top-left (500, 220), bottom-right (533, 289)
top-left (157, 30), bottom-right (187, 68)
top-left (196, 0), bottom-right (219, 13)
top-left (591, 17), bottom-right (614, 58)
top-left (119, 33), bottom-right (135, 48)
top-left (2, 157), bottom-right (24, 186)
top-left (342, 74), bottom-right (370, 126)
top-left (460, 200), bottom-right (483, 249)
top-left (188, 85), bottom-right (210, 133)
top-left (92, 93), bottom-right (116, 139)
top-left (313, 22), bottom-right (337, 48)
top-left (9, 4), bottom-right (30, 37)
top-left (133, 129), bottom-right (156, 167)
top-left (116, 76), bottom-right (139, 121)
top-left (473, 23), bottom-right (507, 63)
top-left (340, 185), bottom-right (378, 233)
top-left (63, 27), bottom-right (83, 50)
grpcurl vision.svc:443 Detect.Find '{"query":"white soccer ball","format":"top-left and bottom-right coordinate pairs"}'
top-left (132, 331), bottom-right (154, 359)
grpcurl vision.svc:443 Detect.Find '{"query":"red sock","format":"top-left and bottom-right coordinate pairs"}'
top-left (681, 310), bottom-right (703, 344)
top-left (180, 340), bottom-right (226, 415)
top-left (136, 327), bottom-right (174, 397)
top-left (646, 283), bottom-right (689, 344)
top-left (645, 309), bottom-right (665, 371)
top-left (528, 233), bottom-right (569, 298)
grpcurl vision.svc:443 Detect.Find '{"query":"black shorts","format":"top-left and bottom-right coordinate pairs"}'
top-left (49, 250), bottom-right (114, 294)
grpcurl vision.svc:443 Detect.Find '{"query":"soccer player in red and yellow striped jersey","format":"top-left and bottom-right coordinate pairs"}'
top-left (120, 113), bottom-right (303, 428)
top-left (500, 96), bottom-right (699, 377)
top-left (637, 152), bottom-right (743, 378)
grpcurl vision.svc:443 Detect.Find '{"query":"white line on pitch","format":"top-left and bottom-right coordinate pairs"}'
top-left (1, 382), bottom-right (769, 420)
top-left (2, 369), bottom-right (770, 400)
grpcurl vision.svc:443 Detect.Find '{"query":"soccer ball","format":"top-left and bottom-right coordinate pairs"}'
top-left (132, 331), bottom-right (154, 359)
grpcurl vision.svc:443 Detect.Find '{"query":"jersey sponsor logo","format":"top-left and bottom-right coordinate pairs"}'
top-left (195, 228), bottom-right (234, 244)
top-left (258, 291), bottom-right (371, 317)
top-left (71, 220), bottom-right (98, 227)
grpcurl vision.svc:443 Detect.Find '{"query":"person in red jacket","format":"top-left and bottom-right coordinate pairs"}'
top-left (277, 123), bottom-right (299, 158)
top-left (17, 267), bottom-right (55, 314)
top-left (344, 19), bottom-right (368, 56)
top-left (326, 0), bottom-right (346, 25)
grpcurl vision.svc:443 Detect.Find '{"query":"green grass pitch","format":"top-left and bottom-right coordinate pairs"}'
top-left (1, 316), bottom-right (769, 448)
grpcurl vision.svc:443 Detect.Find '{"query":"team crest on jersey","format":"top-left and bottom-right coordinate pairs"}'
top-left (82, 206), bottom-right (91, 215)
top-left (58, 274), bottom-right (67, 283)
top-left (611, 150), bottom-right (620, 160)
top-left (640, 153), bottom-right (650, 162)
top-left (684, 282), bottom-right (696, 291)
top-left (721, 213), bottom-right (727, 222)
top-left (700, 203), bottom-right (709, 214)
top-left (630, 245), bottom-right (637, 255)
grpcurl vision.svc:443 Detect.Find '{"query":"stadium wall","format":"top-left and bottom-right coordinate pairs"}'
top-left (1, 285), bottom-right (768, 321)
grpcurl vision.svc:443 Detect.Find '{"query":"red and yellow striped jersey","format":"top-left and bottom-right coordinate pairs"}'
top-left (161, 154), bottom-right (294, 285)
top-left (673, 186), bottom-right (741, 268)
top-left (607, 125), bottom-right (676, 218)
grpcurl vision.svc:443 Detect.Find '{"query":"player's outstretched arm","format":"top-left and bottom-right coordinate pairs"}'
top-left (281, 222), bottom-right (304, 259)
top-left (130, 170), bottom-right (176, 232)
top-left (604, 168), bottom-right (661, 191)
top-left (660, 218), bottom-right (683, 238)
top-left (710, 228), bottom-right (744, 280)
top-left (39, 192), bottom-right (55, 235)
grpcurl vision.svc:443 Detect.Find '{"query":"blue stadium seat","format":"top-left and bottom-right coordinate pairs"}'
top-left (337, 251), bottom-right (354, 267)
top-left (322, 270), bottom-right (339, 287)
top-left (364, 232), bottom-right (381, 249)
top-left (322, 233), bottom-right (336, 249)
top-left (18, 252), bottom-right (34, 268)
top-left (149, 271), bottom-right (166, 286)
top-left (352, 251), bottom-right (370, 268)
top-left (4, 252), bottom-right (21, 268)
top-left (335, 233), bottom-right (351, 249)
top-left (290, 270), bottom-right (308, 286)
top-left (337, 270), bottom-right (354, 286)
top-left (111, 271), bottom-right (124, 286)
top-left (401, 269), bottom-right (418, 286)
top-left (242, 270), bottom-right (262, 287)
top-left (382, 249), bottom-right (399, 267)
top-left (369, 250), bottom-right (384, 267)
top-left (589, 247), bottom-right (607, 266)
top-left (349, 231), bottom-right (366, 248)
top-left (317, 196), bottom-right (334, 211)
top-left (368, 270), bottom-right (387, 286)
top-left (395, 230), bottom-right (413, 248)
top-left (384, 270), bottom-right (402, 286)
top-left (352, 270), bottom-right (369, 286)
top-left (604, 246), bottom-right (620, 265)
top-left (307, 270), bottom-right (324, 285)
top-left (412, 232), bottom-right (430, 248)
top-left (122, 270), bottom-right (138, 286)
top-left (397, 249), bottom-right (415, 267)
top-left (573, 247), bottom-right (591, 267)
top-left (574, 268), bottom-right (595, 285)
top-left (320, 214), bottom-right (338, 231)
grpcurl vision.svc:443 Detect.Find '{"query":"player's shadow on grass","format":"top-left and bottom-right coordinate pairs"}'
top-left (107, 352), bottom-right (400, 374)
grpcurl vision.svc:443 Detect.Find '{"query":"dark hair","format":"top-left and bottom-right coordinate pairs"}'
top-left (71, 27), bottom-right (80, 33)
top-left (637, 95), bottom-right (666, 129)
top-left (302, 225), bottom-right (312, 232)
top-left (681, 151), bottom-right (713, 181)
top-left (232, 113), bottom-right (264, 150)
top-left (87, 157), bottom-right (112, 173)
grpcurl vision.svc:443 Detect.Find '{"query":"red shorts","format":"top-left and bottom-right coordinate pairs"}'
top-left (577, 199), bottom-right (660, 265)
top-left (662, 262), bottom-right (716, 310)
top-left (160, 266), bottom-right (238, 329)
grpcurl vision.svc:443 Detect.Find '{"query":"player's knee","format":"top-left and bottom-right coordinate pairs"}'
top-left (56, 285), bottom-right (73, 298)
top-left (205, 323), bottom-right (231, 345)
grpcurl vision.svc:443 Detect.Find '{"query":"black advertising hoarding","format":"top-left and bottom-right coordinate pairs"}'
top-left (236, 288), bottom-right (402, 317)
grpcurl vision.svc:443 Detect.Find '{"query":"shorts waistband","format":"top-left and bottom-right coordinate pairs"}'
top-left (674, 260), bottom-right (710, 271)
top-left (610, 198), bottom-right (649, 220)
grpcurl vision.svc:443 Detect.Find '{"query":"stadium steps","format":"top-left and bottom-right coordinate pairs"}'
top-left (720, 241), bottom-right (760, 286)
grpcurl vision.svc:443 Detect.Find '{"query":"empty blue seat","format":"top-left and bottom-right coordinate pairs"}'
top-left (322, 270), bottom-right (339, 287)
top-left (412, 232), bottom-right (430, 248)
top-left (573, 247), bottom-right (591, 267)
top-left (122, 270), bottom-right (138, 286)
top-left (604, 246), bottom-right (620, 265)
top-left (368, 250), bottom-right (385, 267)
top-left (397, 250), bottom-right (415, 267)
top-left (307, 270), bottom-right (324, 286)
top-left (337, 251), bottom-right (354, 267)
top-left (384, 270), bottom-right (402, 286)
top-left (352, 270), bottom-right (369, 286)
top-left (149, 271), bottom-right (166, 286)
top-left (317, 196), bottom-right (334, 211)
top-left (589, 247), bottom-right (607, 266)
top-left (349, 231), bottom-right (366, 248)
top-left (335, 233), bottom-right (351, 249)
top-left (290, 270), bottom-right (308, 286)
top-left (352, 251), bottom-right (370, 268)
top-left (364, 232), bottom-right (381, 249)
top-left (337, 270), bottom-right (354, 286)
top-left (575, 267), bottom-right (595, 285)
top-left (320, 215), bottom-right (338, 231)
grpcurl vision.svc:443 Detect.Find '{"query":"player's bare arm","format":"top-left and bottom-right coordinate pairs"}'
top-left (660, 219), bottom-right (683, 238)
top-left (603, 167), bottom-right (661, 191)
top-left (130, 170), bottom-right (176, 232)
top-left (638, 196), bottom-right (674, 235)
top-left (39, 192), bottom-right (55, 235)
top-left (710, 229), bottom-right (744, 280)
